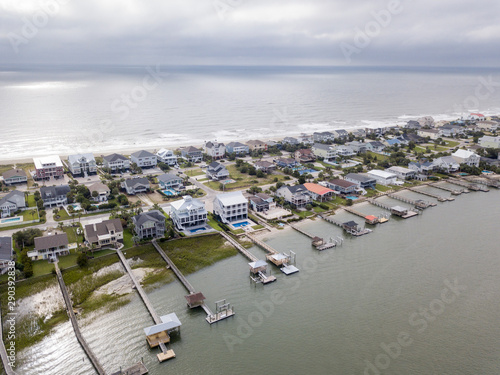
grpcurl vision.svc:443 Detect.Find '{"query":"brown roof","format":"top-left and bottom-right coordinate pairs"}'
top-left (88, 182), bottom-right (110, 194)
top-left (34, 233), bottom-right (69, 251)
top-left (297, 149), bottom-right (313, 155)
top-left (2, 169), bottom-right (27, 179)
top-left (254, 161), bottom-right (274, 168)
top-left (328, 179), bottom-right (357, 188)
top-left (84, 219), bottom-right (123, 243)
top-left (185, 292), bottom-right (206, 305)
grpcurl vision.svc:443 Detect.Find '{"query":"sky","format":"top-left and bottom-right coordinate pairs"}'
top-left (1, 0), bottom-right (499, 67)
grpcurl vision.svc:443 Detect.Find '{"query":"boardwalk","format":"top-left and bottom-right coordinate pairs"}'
top-left (407, 187), bottom-right (452, 202)
top-left (245, 234), bottom-right (278, 255)
top-left (55, 262), bottom-right (106, 375)
top-left (430, 183), bottom-right (463, 195)
top-left (387, 193), bottom-right (435, 208)
top-left (0, 308), bottom-right (18, 375)
top-left (220, 231), bottom-right (258, 262)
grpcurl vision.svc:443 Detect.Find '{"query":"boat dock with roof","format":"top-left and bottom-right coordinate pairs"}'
top-left (246, 233), bottom-right (299, 275)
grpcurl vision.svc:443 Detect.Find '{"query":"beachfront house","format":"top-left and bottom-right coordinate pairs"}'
top-left (451, 149), bottom-right (480, 167)
top-left (312, 143), bottom-right (336, 161)
top-left (170, 195), bottom-right (208, 231)
top-left (40, 185), bottom-right (71, 207)
top-left (332, 129), bottom-right (349, 139)
top-left (276, 185), bottom-right (311, 208)
top-left (313, 132), bottom-right (335, 142)
top-left (468, 113), bottom-right (485, 121)
top-left (156, 149), bottom-right (178, 165)
top-left (225, 142), bottom-right (249, 155)
top-left (345, 141), bottom-right (367, 154)
top-left (326, 179), bottom-right (358, 194)
top-left (88, 182), bottom-right (110, 202)
top-left (303, 183), bottom-right (334, 202)
top-left (132, 210), bottom-right (166, 240)
top-left (0, 191), bottom-right (26, 218)
top-left (405, 120), bottom-right (421, 130)
top-left (204, 141), bottom-right (226, 160)
top-left (33, 155), bottom-right (64, 180)
top-left (84, 218), bottom-right (123, 249)
top-left (275, 158), bottom-right (299, 168)
top-left (130, 150), bottom-right (157, 168)
top-left (28, 233), bottom-right (69, 261)
top-left (365, 141), bottom-right (386, 153)
top-left (246, 140), bottom-right (267, 152)
top-left (386, 166), bottom-right (416, 180)
top-left (206, 162), bottom-right (230, 181)
top-left (0, 237), bottom-right (13, 270)
top-left (67, 153), bottom-right (97, 176)
top-left (294, 149), bottom-right (315, 163)
top-left (432, 156), bottom-right (460, 173)
top-left (282, 137), bottom-right (299, 145)
top-left (213, 191), bottom-right (248, 224)
top-left (479, 136), bottom-right (500, 149)
top-left (367, 170), bottom-right (398, 186)
top-left (157, 173), bottom-right (183, 190)
top-left (248, 193), bottom-right (276, 212)
top-left (253, 161), bottom-right (276, 173)
top-left (181, 146), bottom-right (203, 163)
top-left (103, 153), bottom-right (130, 171)
top-left (122, 177), bottom-right (150, 195)
top-left (344, 173), bottom-right (377, 190)
top-left (2, 169), bottom-right (28, 185)
top-left (298, 134), bottom-right (314, 144)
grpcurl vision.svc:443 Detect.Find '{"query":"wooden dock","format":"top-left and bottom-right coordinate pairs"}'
top-left (319, 215), bottom-right (372, 236)
top-left (288, 224), bottom-right (337, 249)
top-left (0, 307), bottom-right (18, 375)
top-left (343, 207), bottom-right (382, 224)
top-left (367, 199), bottom-right (418, 219)
top-left (407, 187), bottom-right (453, 202)
top-left (54, 262), bottom-right (107, 375)
top-left (447, 178), bottom-right (483, 192)
top-left (430, 183), bottom-right (463, 195)
top-left (111, 362), bottom-right (149, 375)
top-left (246, 234), bottom-right (300, 274)
top-left (387, 193), bottom-right (435, 208)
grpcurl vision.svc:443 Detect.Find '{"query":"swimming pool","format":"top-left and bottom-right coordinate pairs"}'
top-left (232, 221), bottom-right (250, 228)
top-left (189, 228), bottom-right (206, 233)
top-left (162, 188), bottom-right (178, 196)
top-left (345, 196), bottom-right (359, 200)
top-left (68, 203), bottom-right (82, 211)
top-left (298, 169), bottom-right (317, 175)
top-left (0, 217), bottom-right (21, 224)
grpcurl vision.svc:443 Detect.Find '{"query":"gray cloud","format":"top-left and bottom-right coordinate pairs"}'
top-left (0, 0), bottom-right (499, 66)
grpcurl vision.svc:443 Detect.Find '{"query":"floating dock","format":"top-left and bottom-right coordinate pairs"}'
top-left (367, 199), bottom-right (418, 219)
top-left (320, 215), bottom-right (372, 236)
top-left (387, 193), bottom-right (435, 208)
top-left (407, 187), bottom-right (453, 202)
top-left (246, 234), bottom-right (300, 275)
top-left (152, 240), bottom-right (234, 324)
top-left (288, 224), bottom-right (337, 250)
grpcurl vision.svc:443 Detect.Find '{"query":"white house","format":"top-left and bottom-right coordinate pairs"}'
top-left (367, 170), bottom-right (398, 186)
top-left (103, 153), bottom-right (130, 171)
top-left (2, 169), bottom-right (28, 185)
top-left (386, 166), bottom-right (416, 180)
top-left (225, 142), bottom-right (249, 155)
top-left (276, 185), bottom-right (311, 208)
top-left (468, 113), bottom-right (485, 121)
top-left (432, 156), bottom-right (460, 172)
top-left (479, 136), bottom-right (500, 149)
top-left (451, 149), bottom-right (480, 167)
top-left (213, 191), bottom-right (248, 224)
top-left (130, 150), bottom-right (157, 168)
top-left (312, 143), bottom-right (336, 160)
top-left (333, 145), bottom-right (355, 157)
top-left (40, 185), bottom-right (71, 207)
top-left (204, 141), bottom-right (226, 159)
top-left (170, 195), bottom-right (208, 231)
top-left (157, 173), bottom-right (183, 190)
top-left (365, 141), bottom-right (386, 153)
top-left (156, 149), bottom-right (178, 165)
top-left (67, 153), bottom-right (97, 176)
top-left (33, 155), bottom-right (64, 180)
top-left (132, 210), bottom-right (165, 239)
top-left (417, 129), bottom-right (440, 140)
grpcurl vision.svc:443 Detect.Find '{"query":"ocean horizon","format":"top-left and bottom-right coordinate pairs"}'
top-left (1, 65), bottom-right (499, 162)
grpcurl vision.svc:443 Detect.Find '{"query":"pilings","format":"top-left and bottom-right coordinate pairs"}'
top-left (429, 183), bottom-right (463, 195)
top-left (367, 199), bottom-right (393, 211)
top-left (407, 187), bottom-right (452, 202)
top-left (55, 262), bottom-right (107, 375)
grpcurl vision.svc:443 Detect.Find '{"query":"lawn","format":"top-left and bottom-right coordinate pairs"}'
top-left (364, 188), bottom-right (379, 198)
top-left (21, 209), bottom-right (39, 221)
top-left (366, 151), bottom-right (389, 162)
top-left (443, 140), bottom-right (460, 147)
top-left (54, 208), bottom-right (70, 221)
top-left (293, 210), bottom-right (315, 219)
top-left (185, 168), bottom-right (204, 176)
top-left (207, 213), bottom-right (223, 231)
top-left (375, 184), bottom-right (392, 192)
top-left (122, 228), bottom-right (135, 249)
top-left (204, 165), bottom-right (288, 191)
top-left (62, 226), bottom-right (84, 244)
top-left (27, 194), bottom-right (37, 207)
top-left (0, 164), bottom-right (14, 174)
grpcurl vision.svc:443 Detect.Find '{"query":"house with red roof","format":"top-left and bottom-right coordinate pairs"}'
top-left (303, 183), bottom-right (335, 202)
top-left (468, 113), bottom-right (485, 121)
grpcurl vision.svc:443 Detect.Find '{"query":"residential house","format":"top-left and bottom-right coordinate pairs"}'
top-left (248, 193), bottom-right (276, 212)
top-left (294, 149), bottom-right (315, 163)
top-left (225, 142), bottom-right (249, 155)
top-left (156, 149), bottom-right (178, 165)
top-left (282, 137), bottom-right (299, 145)
top-left (170, 196), bottom-right (208, 231)
top-left (276, 185), bottom-right (311, 208)
top-left (130, 150), bottom-right (157, 168)
top-left (84, 219), bottom-right (123, 249)
top-left (0, 237), bottom-right (13, 270)
top-left (408, 162), bottom-right (435, 174)
top-left (157, 173), bottom-right (183, 190)
top-left (476, 120), bottom-right (499, 131)
top-left (479, 136), bottom-right (500, 149)
top-left (206, 162), bottom-right (230, 181)
top-left (438, 124), bottom-right (465, 138)
top-left (365, 127), bottom-right (386, 136)
top-left (384, 138), bottom-right (402, 147)
top-left (346, 141), bottom-right (367, 154)
top-left (417, 116), bottom-right (435, 127)
top-left (405, 120), bottom-right (421, 130)
top-left (253, 161), bottom-right (276, 173)
top-left (122, 178), bottom-right (150, 195)
top-left (103, 153), bottom-right (130, 171)
top-left (417, 129), bottom-right (440, 140)
top-left (40, 185), bottom-right (71, 207)
top-left (332, 129), bottom-right (349, 139)
top-left (333, 145), bottom-right (355, 157)
top-left (132, 210), bottom-right (166, 240)
top-left (312, 143), bottom-right (336, 160)
top-left (386, 166), bottom-right (416, 180)
top-left (28, 233), bottom-right (69, 261)
top-left (468, 113), bottom-right (485, 121)
top-left (303, 183), bottom-right (335, 202)
top-left (181, 146), bottom-right (203, 163)
top-left (398, 133), bottom-right (425, 144)
top-left (213, 191), bottom-right (248, 224)
top-left (246, 140), bottom-right (267, 152)
top-left (344, 173), bottom-right (377, 190)
top-left (367, 170), bottom-right (398, 186)
top-left (204, 141), bottom-right (226, 160)
top-left (67, 153), bottom-right (97, 176)
top-left (88, 182), bottom-right (111, 202)
top-left (325, 179), bottom-right (357, 194)
top-left (2, 169), bottom-right (28, 185)
top-left (266, 140), bottom-right (279, 148)
top-left (365, 141), bottom-right (386, 153)
top-left (274, 158), bottom-right (299, 168)
top-left (313, 132), bottom-right (335, 142)
top-left (350, 128), bottom-right (366, 138)
top-left (298, 134), bottom-right (314, 144)
top-left (0, 191), bottom-right (26, 218)
top-left (432, 156), bottom-right (460, 172)
top-left (451, 149), bottom-right (480, 167)
top-left (33, 155), bottom-right (64, 180)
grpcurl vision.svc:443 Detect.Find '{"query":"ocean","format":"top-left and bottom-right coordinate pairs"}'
top-left (1, 65), bottom-right (500, 161)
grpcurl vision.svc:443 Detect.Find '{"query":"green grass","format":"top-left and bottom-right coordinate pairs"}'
top-left (443, 140), bottom-right (460, 147)
top-left (62, 226), bottom-right (84, 244)
top-left (366, 151), bottom-right (389, 162)
top-left (122, 228), bottom-right (135, 249)
top-left (207, 213), bottom-right (223, 231)
top-left (364, 188), bottom-right (379, 198)
top-left (312, 206), bottom-right (327, 213)
top-left (160, 234), bottom-right (237, 275)
top-left (54, 209), bottom-right (70, 221)
top-left (375, 184), bottom-right (391, 192)
top-left (27, 194), bottom-right (37, 207)
top-left (205, 165), bottom-right (288, 191)
top-left (293, 210), bottom-right (315, 218)
top-left (20, 209), bottom-right (39, 221)
top-left (251, 224), bottom-right (264, 230)
top-left (185, 168), bottom-right (204, 176)
top-left (0, 164), bottom-right (14, 174)
top-left (231, 228), bottom-right (245, 235)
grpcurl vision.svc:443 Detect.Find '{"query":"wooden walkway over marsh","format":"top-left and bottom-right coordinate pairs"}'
top-left (0, 308), bottom-right (18, 375)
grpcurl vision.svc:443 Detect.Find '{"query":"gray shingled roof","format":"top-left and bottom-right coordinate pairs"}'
top-left (84, 219), bottom-right (123, 243)
top-left (40, 185), bottom-right (71, 200)
top-left (2, 169), bottom-right (27, 179)
top-left (0, 237), bottom-right (12, 261)
top-left (131, 150), bottom-right (155, 158)
top-left (123, 178), bottom-right (149, 189)
top-left (132, 210), bottom-right (165, 227)
top-left (103, 153), bottom-right (128, 162)
top-left (34, 233), bottom-right (69, 250)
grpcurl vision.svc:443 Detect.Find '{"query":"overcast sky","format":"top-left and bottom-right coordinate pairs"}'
top-left (1, 0), bottom-right (499, 67)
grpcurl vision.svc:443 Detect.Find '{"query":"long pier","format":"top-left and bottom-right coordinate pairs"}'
top-left (0, 307), bottom-right (18, 375)
top-left (55, 262), bottom-right (107, 375)
top-left (407, 187), bottom-right (452, 202)
top-left (320, 215), bottom-right (372, 236)
top-left (220, 231), bottom-right (258, 262)
top-left (367, 198), bottom-right (392, 211)
top-left (288, 224), bottom-right (337, 249)
top-left (447, 178), bottom-right (484, 192)
top-left (387, 193), bottom-right (435, 208)
top-left (245, 234), bottom-right (278, 255)
top-left (468, 177), bottom-right (496, 189)
top-left (430, 183), bottom-right (464, 195)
